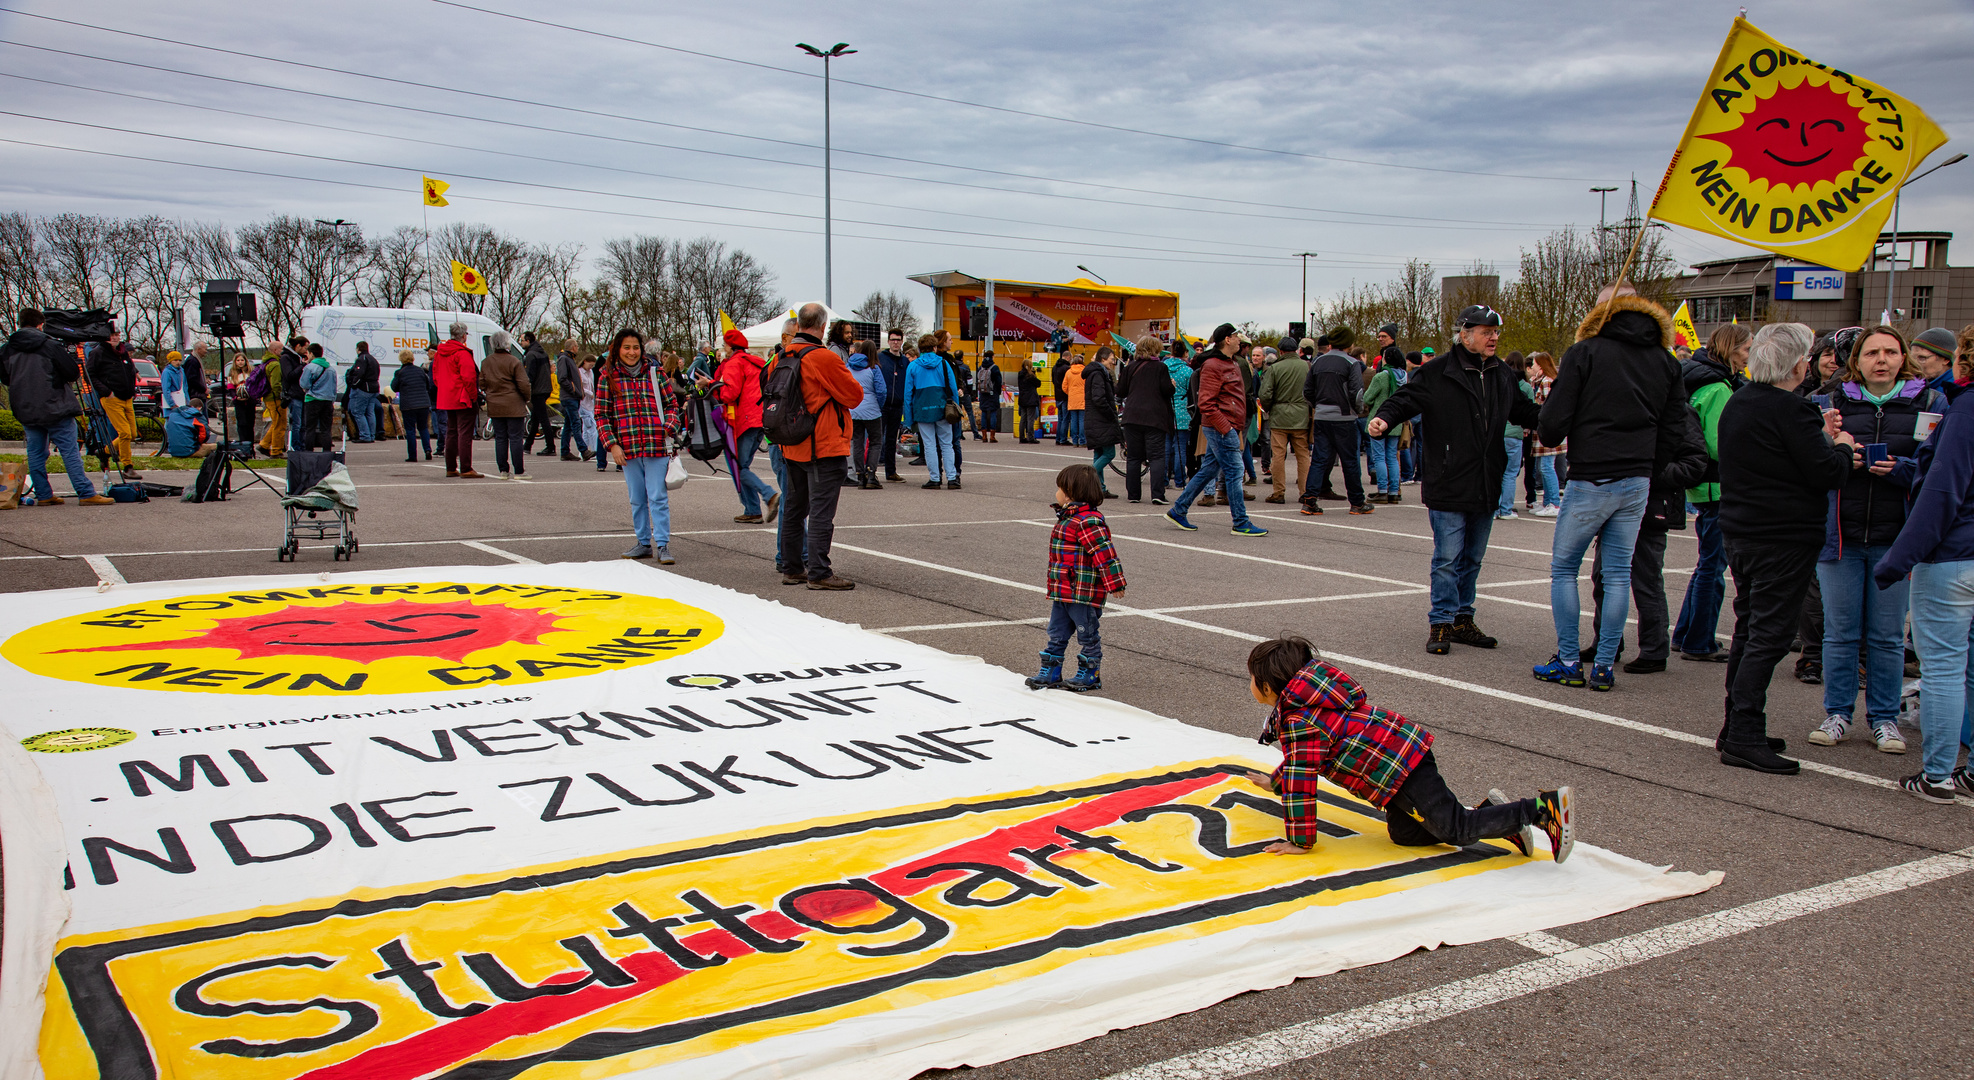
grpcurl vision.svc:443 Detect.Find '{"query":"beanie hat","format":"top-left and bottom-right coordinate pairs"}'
top-left (164, 350), bottom-right (183, 362)
top-left (1913, 326), bottom-right (1957, 360)
top-left (1378, 323), bottom-right (1399, 340)
top-left (1326, 325), bottom-right (1355, 349)
top-left (722, 328), bottom-right (751, 350)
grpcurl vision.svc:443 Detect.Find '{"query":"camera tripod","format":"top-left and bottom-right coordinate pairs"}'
top-left (214, 337), bottom-right (280, 497)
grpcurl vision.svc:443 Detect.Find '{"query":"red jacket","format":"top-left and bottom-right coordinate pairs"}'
top-left (714, 350), bottom-right (766, 433)
top-left (432, 340), bottom-right (479, 411)
top-left (773, 339), bottom-right (863, 462)
top-left (1196, 352), bottom-right (1246, 434)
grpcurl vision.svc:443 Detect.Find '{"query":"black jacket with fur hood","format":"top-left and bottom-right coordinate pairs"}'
top-left (1536, 294), bottom-right (1688, 483)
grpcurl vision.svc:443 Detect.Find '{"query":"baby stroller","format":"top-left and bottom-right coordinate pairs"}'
top-left (278, 433), bottom-right (359, 561)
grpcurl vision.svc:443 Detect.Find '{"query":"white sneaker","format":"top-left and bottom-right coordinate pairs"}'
top-left (1532, 504), bottom-right (1561, 518)
top-left (1872, 724), bottom-right (1907, 754)
top-left (499, 469), bottom-right (512, 479)
top-left (1495, 510), bottom-right (1519, 520)
top-left (1808, 713), bottom-right (1853, 746)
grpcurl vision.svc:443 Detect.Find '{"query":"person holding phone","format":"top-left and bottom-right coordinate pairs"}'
top-left (1810, 326), bottom-right (1945, 755)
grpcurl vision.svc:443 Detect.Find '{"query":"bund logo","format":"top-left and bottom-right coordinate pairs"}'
top-left (2, 582), bottom-right (722, 696)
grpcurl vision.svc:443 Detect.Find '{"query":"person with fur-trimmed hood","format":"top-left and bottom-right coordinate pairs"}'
top-left (1531, 284), bottom-right (1689, 692)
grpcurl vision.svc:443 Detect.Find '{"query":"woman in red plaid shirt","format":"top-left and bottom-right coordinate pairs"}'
top-left (1027, 464), bottom-right (1126, 693)
top-left (595, 328), bottom-right (685, 564)
top-left (1244, 635), bottom-right (1574, 863)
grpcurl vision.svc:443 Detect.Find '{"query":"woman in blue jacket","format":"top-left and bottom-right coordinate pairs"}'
top-left (847, 340), bottom-right (887, 490)
top-left (901, 334), bottom-right (960, 489)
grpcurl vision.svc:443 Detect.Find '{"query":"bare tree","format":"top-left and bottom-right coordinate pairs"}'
top-left (0, 212), bottom-right (48, 315)
top-left (851, 289), bottom-right (920, 340)
top-left (234, 216), bottom-right (366, 338)
top-left (597, 234), bottom-right (676, 339)
top-left (672, 237), bottom-right (782, 348)
top-left (358, 225), bottom-right (430, 309)
top-left (431, 222), bottom-right (559, 330)
top-left (39, 213), bottom-right (107, 310)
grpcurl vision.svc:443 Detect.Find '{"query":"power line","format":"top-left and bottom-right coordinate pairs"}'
top-left (0, 20), bottom-right (1571, 232)
top-left (432, 0), bottom-right (1611, 184)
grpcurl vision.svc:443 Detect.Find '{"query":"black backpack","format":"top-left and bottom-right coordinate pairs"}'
top-left (760, 343), bottom-right (824, 446)
top-left (183, 452), bottom-right (231, 503)
top-left (683, 390), bottom-right (725, 462)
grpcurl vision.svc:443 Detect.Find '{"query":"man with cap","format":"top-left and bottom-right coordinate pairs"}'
top-left (1166, 323), bottom-right (1267, 537)
top-left (1913, 327), bottom-right (1963, 403)
top-left (1301, 326), bottom-right (1372, 515)
top-left (1370, 305), bottom-right (1542, 655)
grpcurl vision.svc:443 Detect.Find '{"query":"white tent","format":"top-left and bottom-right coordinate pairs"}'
top-left (736, 303), bottom-right (844, 348)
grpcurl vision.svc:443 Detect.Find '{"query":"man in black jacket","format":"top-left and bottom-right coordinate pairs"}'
top-left (87, 333), bottom-right (139, 478)
top-left (520, 332), bottom-right (557, 455)
top-left (347, 341), bottom-right (382, 442)
top-left (1532, 288), bottom-right (1689, 690)
top-left (279, 335), bottom-right (307, 452)
top-left (1715, 322), bottom-right (1857, 775)
top-left (1, 309), bottom-right (111, 504)
top-left (877, 329), bottom-right (910, 478)
top-left (1370, 305), bottom-right (1540, 655)
top-left (1302, 331), bottom-right (1370, 514)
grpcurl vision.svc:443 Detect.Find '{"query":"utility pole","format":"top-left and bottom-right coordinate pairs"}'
top-left (796, 42), bottom-right (857, 307)
top-left (1882, 152), bottom-right (1966, 326)
top-left (1590, 187), bottom-right (1617, 234)
top-left (1293, 252), bottom-right (1318, 332)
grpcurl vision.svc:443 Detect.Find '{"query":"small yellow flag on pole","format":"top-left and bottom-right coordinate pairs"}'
top-left (719, 311), bottom-right (736, 334)
top-left (450, 260), bottom-right (489, 296)
top-left (1670, 301), bottom-right (1700, 350)
top-left (1648, 16), bottom-right (1949, 272)
top-left (422, 176), bottom-right (450, 207)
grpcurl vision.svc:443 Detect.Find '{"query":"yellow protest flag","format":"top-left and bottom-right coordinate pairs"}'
top-left (1648, 17), bottom-right (1948, 272)
top-left (1671, 301), bottom-right (1700, 350)
top-left (422, 176), bottom-right (450, 207)
top-left (719, 310), bottom-right (736, 334)
top-left (451, 260), bottom-right (489, 296)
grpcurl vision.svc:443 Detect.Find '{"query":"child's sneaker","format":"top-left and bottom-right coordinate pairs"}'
top-left (1025, 653), bottom-right (1063, 690)
top-left (1165, 509), bottom-right (1197, 532)
top-left (1534, 787), bottom-right (1574, 864)
top-left (1477, 787), bottom-right (1536, 859)
top-left (1900, 773), bottom-right (1956, 804)
top-left (1807, 713), bottom-right (1852, 746)
top-left (1062, 655), bottom-right (1101, 693)
top-left (1533, 655), bottom-right (1586, 687)
top-left (1872, 723), bottom-right (1907, 754)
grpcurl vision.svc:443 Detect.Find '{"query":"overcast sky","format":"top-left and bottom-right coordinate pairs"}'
top-left (2, 0), bottom-right (1970, 331)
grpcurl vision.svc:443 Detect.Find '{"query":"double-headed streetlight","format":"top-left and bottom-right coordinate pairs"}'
top-left (796, 41), bottom-right (856, 307)
top-left (1293, 252), bottom-right (1318, 334)
top-left (1882, 151), bottom-right (1966, 325)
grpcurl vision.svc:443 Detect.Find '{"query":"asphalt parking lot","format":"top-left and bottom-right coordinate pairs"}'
top-left (4, 435), bottom-right (1971, 1080)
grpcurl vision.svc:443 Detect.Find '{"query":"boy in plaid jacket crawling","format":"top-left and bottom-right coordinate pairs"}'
top-left (1245, 635), bottom-right (1575, 862)
top-left (1028, 464), bottom-right (1126, 693)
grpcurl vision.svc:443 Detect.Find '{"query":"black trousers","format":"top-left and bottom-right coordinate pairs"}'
top-left (1306, 419), bottom-right (1365, 507)
top-left (1122, 423), bottom-right (1167, 501)
top-left (525, 397), bottom-right (556, 451)
top-left (1054, 395), bottom-right (1070, 443)
top-left (880, 406), bottom-right (903, 473)
top-left (1592, 526), bottom-right (1671, 661)
top-left (301, 400), bottom-right (333, 451)
top-left (1721, 538), bottom-right (1821, 748)
top-left (1797, 571), bottom-right (1825, 662)
top-left (778, 455), bottom-right (847, 581)
top-left (1384, 752), bottom-right (1539, 848)
top-left (850, 418), bottom-right (881, 479)
top-left (491, 415), bottom-right (528, 473)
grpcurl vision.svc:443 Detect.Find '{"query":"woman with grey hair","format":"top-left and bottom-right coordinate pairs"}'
top-left (1713, 322), bottom-right (1858, 775)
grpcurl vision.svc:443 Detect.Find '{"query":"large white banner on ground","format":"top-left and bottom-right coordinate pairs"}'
top-left (0, 564), bottom-right (1719, 1080)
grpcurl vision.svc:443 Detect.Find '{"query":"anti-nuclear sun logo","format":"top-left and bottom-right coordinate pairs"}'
top-left (1712, 79), bottom-right (1874, 192)
top-left (2, 583), bottom-right (723, 696)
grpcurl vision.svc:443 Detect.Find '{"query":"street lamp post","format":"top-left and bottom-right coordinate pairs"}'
top-left (1076, 264), bottom-right (1107, 285)
top-left (796, 42), bottom-right (856, 307)
top-left (1882, 151), bottom-right (1966, 326)
top-left (315, 218), bottom-right (357, 306)
top-left (1293, 252), bottom-right (1317, 333)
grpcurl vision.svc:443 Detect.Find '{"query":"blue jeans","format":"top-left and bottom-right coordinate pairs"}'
top-left (1173, 426), bottom-right (1253, 528)
top-left (1819, 546), bottom-right (1908, 729)
top-left (732, 428), bottom-right (776, 516)
top-left (918, 420), bottom-right (957, 481)
top-left (24, 422), bottom-right (96, 500)
top-left (1534, 455), bottom-right (1560, 507)
top-left (1675, 502), bottom-right (1728, 654)
top-left (1909, 560), bottom-right (1974, 782)
top-left (1428, 510), bottom-right (1494, 625)
top-left (348, 387), bottom-right (378, 440)
top-left (1367, 433), bottom-right (1402, 494)
top-left (1093, 444), bottom-right (1117, 480)
top-left (1167, 430), bottom-right (1190, 486)
top-left (561, 400), bottom-right (588, 454)
top-left (1043, 600), bottom-right (1103, 663)
top-left (1498, 436), bottom-right (1525, 515)
top-left (621, 455), bottom-right (673, 548)
top-left (1067, 410), bottom-right (1084, 445)
top-left (1550, 477), bottom-right (1650, 666)
top-left (287, 400), bottom-right (304, 450)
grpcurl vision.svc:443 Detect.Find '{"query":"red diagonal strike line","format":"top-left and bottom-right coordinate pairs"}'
top-left (294, 773), bottom-right (1226, 1080)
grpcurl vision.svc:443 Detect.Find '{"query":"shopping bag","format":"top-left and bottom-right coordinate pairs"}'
top-left (0, 462), bottom-right (25, 509)
top-left (665, 454), bottom-right (689, 491)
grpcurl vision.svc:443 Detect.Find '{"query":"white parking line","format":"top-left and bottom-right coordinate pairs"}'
top-left (82, 554), bottom-right (125, 586)
top-left (868, 589), bottom-right (1430, 634)
top-left (458, 540), bottom-right (539, 564)
top-left (1099, 845), bottom-right (1974, 1080)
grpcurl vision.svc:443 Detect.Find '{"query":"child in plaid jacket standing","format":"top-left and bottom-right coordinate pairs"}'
top-left (1029, 464), bottom-right (1126, 693)
top-left (1245, 634), bottom-right (1575, 862)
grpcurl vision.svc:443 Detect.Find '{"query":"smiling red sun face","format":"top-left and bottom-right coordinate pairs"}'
top-left (56, 599), bottom-right (568, 664)
top-left (1712, 80), bottom-right (1874, 192)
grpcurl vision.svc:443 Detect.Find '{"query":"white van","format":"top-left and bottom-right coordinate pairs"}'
top-left (297, 306), bottom-right (507, 380)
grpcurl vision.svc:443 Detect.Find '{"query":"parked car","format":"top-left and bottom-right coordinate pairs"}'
top-left (132, 359), bottom-right (162, 418)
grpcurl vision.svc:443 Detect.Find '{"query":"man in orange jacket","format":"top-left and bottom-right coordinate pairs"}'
top-left (773, 302), bottom-right (864, 590)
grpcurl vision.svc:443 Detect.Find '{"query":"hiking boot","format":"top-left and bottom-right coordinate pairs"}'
top-left (1794, 658), bottom-right (1823, 684)
top-left (1534, 787), bottom-right (1574, 864)
top-left (807, 576), bottom-right (856, 591)
top-left (561, 452), bottom-right (579, 461)
top-left (763, 493), bottom-right (780, 524)
top-left (1449, 614), bottom-right (1497, 649)
top-left (621, 544), bottom-right (652, 559)
top-left (947, 479), bottom-right (962, 490)
top-left (1200, 493), bottom-right (1216, 506)
top-left (1872, 723), bottom-right (1907, 754)
top-left (1808, 713), bottom-right (1853, 746)
top-left (1533, 655), bottom-right (1586, 687)
top-left (1719, 743), bottom-right (1801, 775)
top-left (1026, 653), bottom-right (1064, 689)
top-left (734, 514), bottom-right (764, 524)
top-left (1263, 494), bottom-right (1285, 504)
top-left (885, 472), bottom-right (904, 482)
top-left (1062, 655), bottom-right (1102, 693)
top-left (1623, 656), bottom-right (1666, 674)
top-left (1165, 509), bottom-right (1197, 532)
top-left (654, 546), bottom-right (675, 565)
top-left (1300, 501), bottom-right (1324, 515)
top-left (1479, 788), bottom-right (1536, 859)
top-left (1900, 773), bottom-right (1955, 804)
top-left (1349, 503), bottom-right (1374, 515)
top-left (1587, 663), bottom-right (1615, 692)
top-left (78, 494), bottom-right (116, 506)
top-left (1427, 624), bottom-right (1453, 655)
top-left (780, 572), bottom-right (807, 585)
